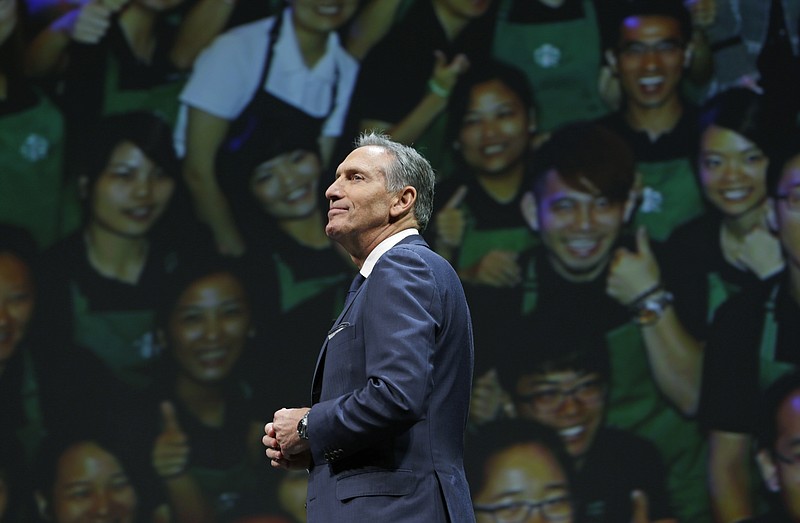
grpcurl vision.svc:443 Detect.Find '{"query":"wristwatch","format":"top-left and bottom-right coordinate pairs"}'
top-left (633, 289), bottom-right (674, 326)
top-left (297, 411), bottom-right (310, 440)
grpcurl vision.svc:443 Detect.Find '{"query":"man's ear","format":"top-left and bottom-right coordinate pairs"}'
top-left (605, 49), bottom-right (619, 75)
top-left (78, 175), bottom-right (89, 199)
top-left (528, 109), bottom-right (538, 135)
top-left (767, 198), bottom-right (779, 232)
top-left (520, 191), bottom-right (539, 231)
top-left (156, 329), bottom-right (168, 352)
top-left (623, 172), bottom-right (643, 223)
top-left (756, 449), bottom-right (781, 493)
top-left (390, 186), bottom-right (417, 219)
top-left (35, 491), bottom-right (52, 521)
top-left (683, 42), bottom-right (694, 68)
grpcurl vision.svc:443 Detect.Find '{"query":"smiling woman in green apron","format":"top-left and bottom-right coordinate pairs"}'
top-left (427, 59), bottom-right (538, 383)
top-left (114, 256), bottom-right (277, 523)
top-left (217, 117), bottom-right (355, 413)
top-left (0, 0), bottom-right (79, 250)
top-left (700, 133), bottom-right (800, 523)
top-left (36, 111), bottom-right (193, 395)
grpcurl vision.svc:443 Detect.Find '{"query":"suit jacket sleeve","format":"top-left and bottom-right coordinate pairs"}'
top-left (307, 245), bottom-right (441, 464)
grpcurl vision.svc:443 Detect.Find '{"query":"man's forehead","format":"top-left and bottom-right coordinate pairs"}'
top-left (540, 170), bottom-right (603, 199)
top-left (619, 15), bottom-right (682, 41)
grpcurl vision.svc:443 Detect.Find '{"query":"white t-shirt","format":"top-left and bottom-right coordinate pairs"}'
top-left (173, 7), bottom-right (358, 156)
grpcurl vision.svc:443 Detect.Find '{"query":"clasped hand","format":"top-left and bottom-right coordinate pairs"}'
top-left (263, 407), bottom-right (311, 470)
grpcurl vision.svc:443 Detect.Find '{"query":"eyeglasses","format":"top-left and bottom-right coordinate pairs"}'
top-left (619, 40), bottom-right (684, 58)
top-left (775, 186), bottom-right (800, 212)
top-left (773, 450), bottom-right (800, 467)
top-left (518, 378), bottom-right (605, 412)
top-left (474, 496), bottom-right (573, 523)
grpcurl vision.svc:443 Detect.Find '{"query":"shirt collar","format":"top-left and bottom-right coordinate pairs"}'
top-left (360, 229), bottom-right (419, 278)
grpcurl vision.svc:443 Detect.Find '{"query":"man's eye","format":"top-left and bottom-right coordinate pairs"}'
top-left (552, 200), bottom-right (575, 212)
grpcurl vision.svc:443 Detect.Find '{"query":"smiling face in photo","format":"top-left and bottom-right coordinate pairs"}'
top-left (168, 272), bottom-right (251, 384)
top-left (87, 141), bottom-right (175, 239)
top-left (458, 78), bottom-right (531, 178)
top-left (699, 125), bottom-right (769, 218)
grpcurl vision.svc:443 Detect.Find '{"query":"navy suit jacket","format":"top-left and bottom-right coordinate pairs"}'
top-left (306, 235), bottom-right (475, 522)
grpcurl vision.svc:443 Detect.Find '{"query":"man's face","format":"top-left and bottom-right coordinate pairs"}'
top-left (514, 370), bottom-right (606, 459)
top-left (474, 443), bottom-right (574, 523)
top-left (774, 153), bottom-right (800, 273)
top-left (325, 146), bottom-right (398, 249)
top-left (532, 170), bottom-right (629, 282)
top-left (771, 389), bottom-right (800, 519)
top-left (609, 15), bottom-right (688, 111)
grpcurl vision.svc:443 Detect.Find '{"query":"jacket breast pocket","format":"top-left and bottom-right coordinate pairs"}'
top-left (336, 469), bottom-right (415, 501)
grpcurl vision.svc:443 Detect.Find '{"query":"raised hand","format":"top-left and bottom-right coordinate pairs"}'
top-left (630, 490), bottom-right (650, 523)
top-left (469, 368), bottom-right (513, 425)
top-left (468, 250), bottom-right (521, 287)
top-left (52, 0), bottom-right (116, 44)
top-left (153, 401), bottom-right (190, 479)
top-left (607, 226), bottom-right (661, 306)
top-left (434, 185), bottom-right (468, 250)
top-left (684, 0), bottom-right (716, 28)
top-left (430, 49), bottom-right (470, 96)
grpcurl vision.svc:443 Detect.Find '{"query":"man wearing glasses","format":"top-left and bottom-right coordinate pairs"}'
top-left (749, 370), bottom-right (800, 523)
top-left (472, 121), bottom-right (710, 522)
top-left (465, 419), bottom-right (578, 523)
top-left (597, 0), bottom-right (705, 242)
top-left (496, 315), bottom-right (675, 523)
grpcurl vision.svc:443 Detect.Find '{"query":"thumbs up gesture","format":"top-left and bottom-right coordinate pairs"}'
top-left (153, 401), bottom-right (190, 479)
top-left (606, 227), bottom-right (661, 306)
top-left (48, 0), bottom-right (117, 45)
top-left (434, 185), bottom-right (468, 250)
top-left (630, 490), bottom-right (650, 523)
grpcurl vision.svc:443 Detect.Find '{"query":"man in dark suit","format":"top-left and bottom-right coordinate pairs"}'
top-left (263, 132), bottom-right (476, 522)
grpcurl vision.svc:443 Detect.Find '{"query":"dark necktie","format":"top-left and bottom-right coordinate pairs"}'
top-left (344, 273), bottom-right (365, 307)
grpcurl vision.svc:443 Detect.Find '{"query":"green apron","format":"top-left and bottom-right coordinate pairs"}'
top-left (102, 53), bottom-right (186, 127)
top-left (456, 205), bottom-right (539, 272)
top-left (492, 0), bottom-right (609, 132)
top-left (521, 256), bottom-right (710, 523)
top-left (189, 457), bottom-right (261, 519)
top-left (16, 349), bottom-right (47, 465)
top-left (757, 285), bottom-right (795, 388)
top-left (706, 271), bottom-right (741, 324)
top-left (274, 254), bottom-right (347, 315)
top-left (70, 282), bottom-right (159, 390)
top-left (605, 324), bottom-right (709, 523)
top-left (633, 158), bottom-right (705, 242)
top-left (0, 93), bottom-right (80, 249)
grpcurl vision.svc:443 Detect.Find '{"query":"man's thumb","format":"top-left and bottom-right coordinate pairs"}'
top-left (630, 489), bottom-right (649, 523)
top-left (636, 226), bottom-right (651, 255)
top-left (160, 401), bottom-right (183, 435)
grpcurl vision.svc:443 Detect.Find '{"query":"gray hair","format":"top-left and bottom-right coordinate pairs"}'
top-left (354, 131), bottom-right (435, 231)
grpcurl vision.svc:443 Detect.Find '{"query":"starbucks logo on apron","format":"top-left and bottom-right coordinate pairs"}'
top-left (134, 331), bottom-right (162, 360)
top-left (19, 133), bottom-right (50, 163)
top-left (533, 43), bottom-right (562, 68)
top-left (640, 186), bottom-right (664, 213)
